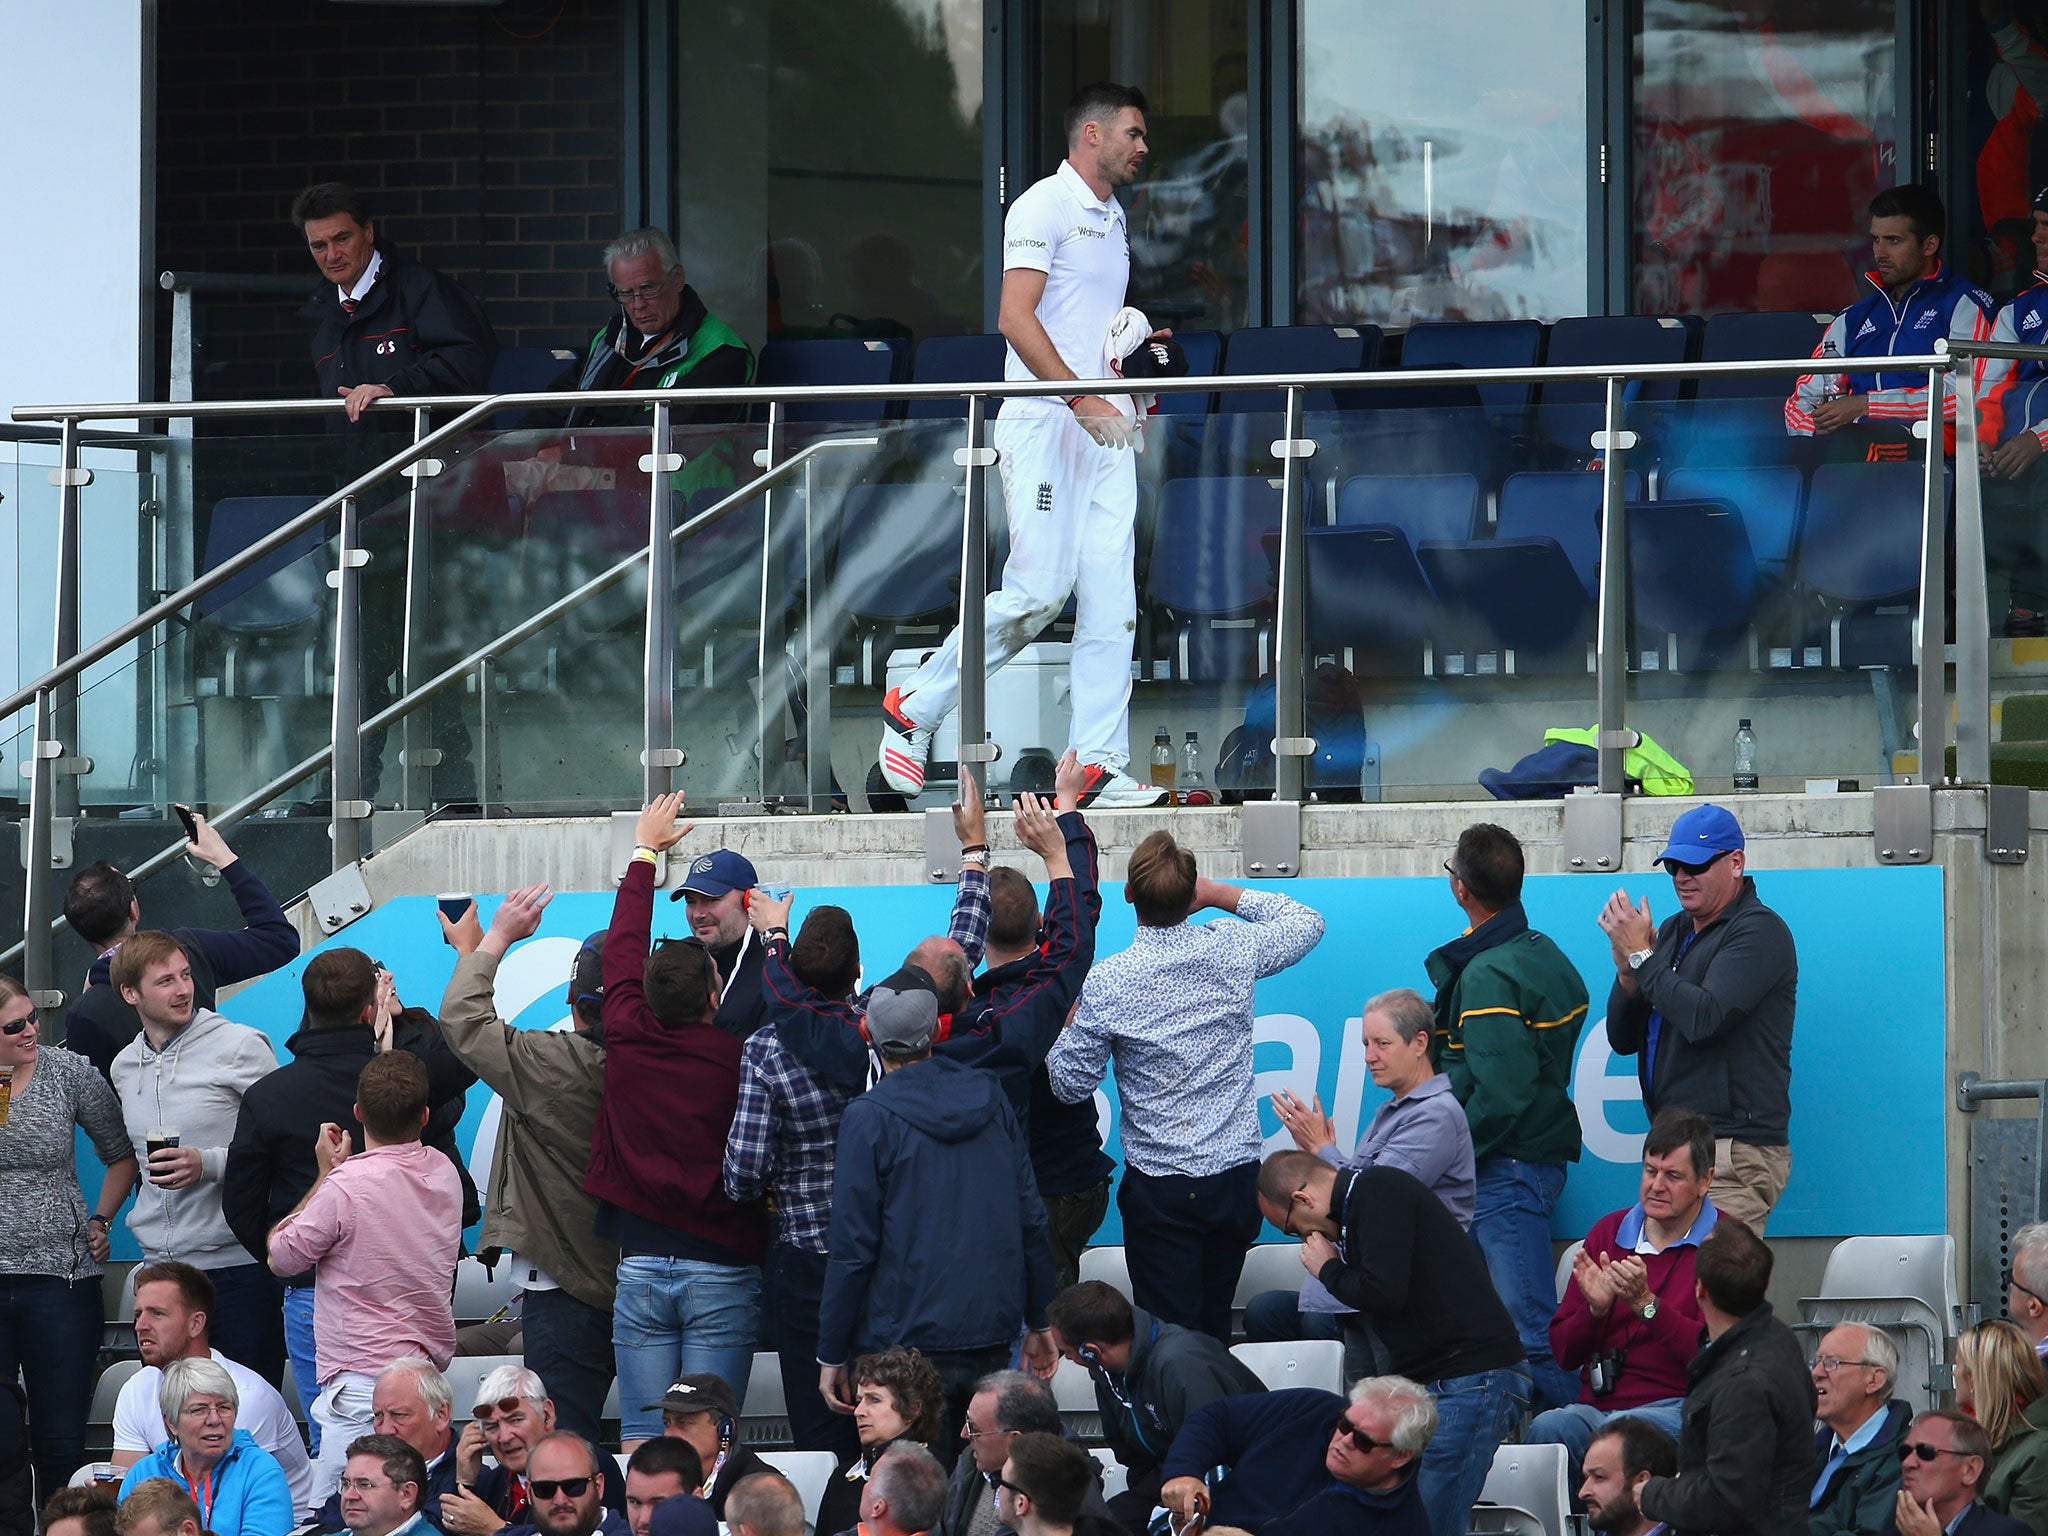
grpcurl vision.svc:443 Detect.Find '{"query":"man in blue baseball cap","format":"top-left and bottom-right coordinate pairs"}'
top-left (1597, 804), bottom-right (1799, 1234)
top-left (670, 849), bottom-right (768, 1039)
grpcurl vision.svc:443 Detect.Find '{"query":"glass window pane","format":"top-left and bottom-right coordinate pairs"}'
top-left (1039, 0), bottom-right (1251, 333)
top-left (1297, 0), bottom-right (1588, 325)
top-left (674, 1), bottom-right (985, 348)
top-left (1633, 0), bottom-right (1896, 315)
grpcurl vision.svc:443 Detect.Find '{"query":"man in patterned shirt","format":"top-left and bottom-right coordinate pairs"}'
top-left (1046, 832), bottom-right (1324, 1342)
top-left (723, 783), bottom-right (995, 1457)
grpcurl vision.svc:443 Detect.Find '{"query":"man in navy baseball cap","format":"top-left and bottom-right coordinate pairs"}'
top-left (669, 849), bottom-right (768, 1039)
top-left (1599, 802), bottom-right (1798, 1235)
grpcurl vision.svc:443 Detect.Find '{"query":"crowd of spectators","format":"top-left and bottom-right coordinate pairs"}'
top-left (0, 784), bottom-right (2021, 1536)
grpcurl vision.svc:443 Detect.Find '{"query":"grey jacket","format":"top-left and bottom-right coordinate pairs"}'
top-left (438, 952), bottom-right (617, 1310)
top-left (1606, 877), bottom-right (1797, 1146)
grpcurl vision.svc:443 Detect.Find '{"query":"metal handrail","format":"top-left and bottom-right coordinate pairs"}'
top-left (12, 350), bottom-right (1955, 423)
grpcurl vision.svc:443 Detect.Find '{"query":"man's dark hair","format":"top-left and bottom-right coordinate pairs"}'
top-left (1587, 1416), bottom-right (1677, 1485)
top-left (975, 1370), bottom-right (1061, 1436)
top-left (791, 906), bottom-right (860, 1000)
top-left (42, 1484), bottom-right (118, 1536)
top-left (1642, 1107), bottom-right (1716, 1181)
top-left (1044, 1281), bottom-right (1135, 1348)
top-left (304, 948), bottom-right (378, 1031)
top-left (1869, 183), bottom-right (1946, 249)
top-left (645, 939), bottom-right (718, 1026)
top-left (64, 861), bottom-right (137, 947)
top-left (1914, 1409), bottom-right (1992, 1468)
top-left (1694, 1216), bottom-right (1773, 1317)
top-left (1003, 1432), bottom-right (1093, 1527)
top-left (356, 1050), bottom-right (429, 1143)
top-left (1452, 823), bottom-right (1524, 910)
top-left (346, 1434), bottom-right (428, 1505)
top-left (1063, 83), bottom-right (1147, 146)
top-left (627, 1434), bottom-right (703, 1488)
top-left (132, 1260), bottom-right (216, 1320)
top-left (987, 867), bottom-right (1041, 952)
top-left (1125, 830), bottom-right (1197, 927)
top-left (292, 182), bottom-right (372, 230)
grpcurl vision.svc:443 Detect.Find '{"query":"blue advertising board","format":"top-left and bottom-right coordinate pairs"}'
top-left (105, 861), bottom-right (1940, 1263)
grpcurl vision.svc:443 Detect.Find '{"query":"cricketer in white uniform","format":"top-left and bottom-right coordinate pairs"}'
top-left (878, 82), bottom-right (1168, 809)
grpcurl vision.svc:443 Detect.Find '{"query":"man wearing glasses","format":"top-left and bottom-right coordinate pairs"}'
top-left (569, 229), bottom-right (753, 430)
top-left (336, 1436), bottom-right (431, 1536)
top-left (1601, 803), bottom-right (1799, 1234)
top-left (507, 1434), bottom-right (632, 1536)
top-left (1155, 1378), bottom-right (1436, 1536)
top-left (995, 1433), bottom-right (1114, 1536)
top-left (2002, 1223), bottom-right (2048, 1360)
top-left (1809, 1324), bottom-right (1909, 1535)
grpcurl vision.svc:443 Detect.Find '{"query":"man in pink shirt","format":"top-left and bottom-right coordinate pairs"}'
top-left (268, 1051), bottom-right (463, 1506)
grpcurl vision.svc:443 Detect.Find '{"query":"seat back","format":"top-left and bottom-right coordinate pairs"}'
top-left (1334, 473), bottom-right (1481, 545)
top-left (1227, 1339), bottom-right (1346, 1395)
top-left (1233, 1243), bottom-right (1310, 1308)
top-left (740, 1350), bottom-right (792, 1446)
top-left (1154, 328), bottom-right (1224, 416)
top-left (758, 1451), bottom-right (839, 1534)
top-left (1479, 1442), bottom-right (1572, 1536)
top-left (1219, 325), bottom-right (1381, 412)
top-left (1628, 497), bottom-right (1759, 638)
top-left (1801, 463), bottom-right (1925, 603)
top-left (1147, 478), bottom-right (1283, 617)
top-left (1415, 537), bottom-right (1592, 662)
top-left (1496, 471), bottom-right (1642, 596)
top-left (755, 337), bottom-right (899, 423)
top-left (1051, 1358), bottom-right (1103, 1440)
top-left (1664, 465), bottom-right (1806, 573)
top-left (907, 333), bottom-right (1008, 419)
top-left (1817, 1235), bottom-right (1964, 1335)
top-left (1538, 316), bottom-right (1696, 454)
top-left (1078, 1245), bottom-right (1133, 1302)
top-left (1306, 526), bottom-right (1437, 653)
top-left (1399, 319), bottom-right (1545, 415)
top-left (487, 345), bottom-right (580, 427)
top-left (90, 1358), bottom-right (144, 1426)
top-left (198, 497), bottom-right (328, 630)
top-left (1555, 1240), bottom-right (1584, 1303)
top-left (1089, 1447), bottom-right (1129, 1502)
top-left (1696, 311), bottom-right (1835, 400)
top-left (835, 483), bottom-right (967, 624)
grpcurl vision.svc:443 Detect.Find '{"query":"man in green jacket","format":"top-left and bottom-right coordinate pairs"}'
top-left (1426, 822), bottom-right (1589, 1414)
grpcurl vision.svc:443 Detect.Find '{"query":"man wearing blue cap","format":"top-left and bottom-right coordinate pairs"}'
top-left (1599, 804), bottom-right (1799, 1234)
top-left (671, 849), bottom-right (769, 1040)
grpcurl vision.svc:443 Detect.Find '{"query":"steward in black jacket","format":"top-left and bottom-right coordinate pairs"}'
top-left (299, 250), bottom-right (496, 431)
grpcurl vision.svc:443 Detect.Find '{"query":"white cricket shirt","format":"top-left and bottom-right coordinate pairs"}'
top-left (1001, 160), bottom-right (1131, 417)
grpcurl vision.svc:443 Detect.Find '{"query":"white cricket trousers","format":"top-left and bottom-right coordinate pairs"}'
top-left (899, 405), bottom-right (1140, 769)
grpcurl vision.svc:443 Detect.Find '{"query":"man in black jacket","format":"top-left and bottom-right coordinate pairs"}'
top-left (1042, 1281), bottom-right (1265, 1536)
top-left (667, 850), bottom-right (770, 1039)
top-left (1637, 1218), bottom-right (1817, 1536)
top-left (1601, 803), bottom-right (1798, 1234)
top-left (223, 948), bottom-right (476, 1441)
top-left (60, 812), bottom-right (299, 1080)
top-left (568, 228), bottom-right (752, 430)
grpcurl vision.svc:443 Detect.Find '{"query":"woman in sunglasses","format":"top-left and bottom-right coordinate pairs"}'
top-left (0, 976), bottom-right (137, 1498)
top-left (1955, 1320), bottom-right (2048, 1535)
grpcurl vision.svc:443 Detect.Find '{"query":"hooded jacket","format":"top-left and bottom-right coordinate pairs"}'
top-left (1810, 1397), bottom-right (1909, 1536)
top-left (816, 1054), bottom-right (1057, 1364)
top-left (111, 1009), bottom-right (278, 1268)
top-left (119, 1428), bottom-right (295, 1536)
top-left (1087, 1307), bottom-right (1266, 1479)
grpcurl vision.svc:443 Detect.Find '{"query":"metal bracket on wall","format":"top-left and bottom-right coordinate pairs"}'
top-left (1874, 782), bottom-right (1934, 864)
top-left (1562, 792), bottom-right (1623, 873)
top-left (924, 806), bottom-right (963, 884)
top-left (306, 863), bottom-right (374, 936)
top-left (1242, 799), bottom-right (1302, 878)
top-left (1986, 783), bottom-right (2030, 865)
top-left (17, 815), bottom-right (74, 871)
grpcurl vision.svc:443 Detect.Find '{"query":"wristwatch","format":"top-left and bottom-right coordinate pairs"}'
top-left (1637, 1296), bottom-right (1659, 1322)
top-left (1627, 947), bottom-right (1654, 971)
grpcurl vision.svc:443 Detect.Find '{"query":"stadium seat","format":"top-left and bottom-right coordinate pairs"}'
top-left (1051, 1358), bottom-right (1103, 1440)
top-left (759, 1450), bottom-right (839, 1533)
top-left (1153, 328), bottom-right (1223, 417)
top-left (1232, 1244), bottom-right (1309, 1309)
top-left (1476, 1442), bottom-right (1571, 1536)
top-left (1495, 471), bottom-right (1642, 596)
top-left (1414, 537), bottom-right (1593, 675)
top-left (442, 1355), bottom-right (523, 1423)
top-left (1089, 1447), bottom-right (1128, 1500)
top-left (1795, 1235), bottom-right (1964, 1412)
top-left (198, 496), bottom-right (329, 695)
top-left (1306, 383), bottom-right (1496, 490)
top-left (1534, 316), bottom-right (1696, 462)
top-left (1333, 473), bottom-right (1481, 545)
top-left (1798, 462), bottom-right (1926, 668)
top-left (1554, 1241), bottom-right (1583, 1304)
top-left (1676, 311), bottom-right (1834, 466)
top-left (1144, 477), bottom-right (1282, 682)
top-left (1627, 497), bottom-right (1760, 672)
top-left (1305, 525), bottom-right (1440, 672)
top-left (1217, 325), bottom-right (1383, 414)
top-left (452, 1254), bottom-right (522, 1325)
top-left (89, 1358), bottom-right (144, 1430)
top-left (487, 345), bottom-right (580, 429)
top-left (755, 337), bottom-right (900, 424)
top-left (1227, 1339), bottom-right (1345, 1395)
top-left (1078, 1246), bottom-right (1132, 1301)
top-left (1663, 465), bottom-right (1805, 578)
top-left (1398, 318), bottom-right (1545, 420)
top-left (906, 333), bottom-right (1007, 420)
top-left (832, 482), bottom-right (971, 685)
top-left (741, 1350), bottom-right (792, 1447)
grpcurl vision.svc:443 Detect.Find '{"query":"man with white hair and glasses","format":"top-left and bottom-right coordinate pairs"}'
top-left (440, 1366), bottom-right (625, 1536)
top-left (2005, 1221), bottom-right (2048, 1359)
top-left (1156, 1376), bottom-right (1436, 1536)
top-left (568, 228), bottom-right (753, 430)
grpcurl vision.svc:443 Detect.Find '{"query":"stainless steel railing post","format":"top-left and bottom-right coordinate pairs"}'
top-left (1951, 364), bottom-right (1991, 784)
top-left (1917, 368), bottom-right (1951, 785)
top-left (756, 403), bottom-right (786, 803)
top-left (956, 395), bottom-right (994, 797)
top-left (399, 408), bottom-right (437, 811)
top-left (21, 690), bottom-right (61, 1022)
top-left (1594, 377), bottom-right (1633, 794)
top-left (642, 403), bottom-right (681, 800)
top-left (329, 495), bottom-right (368, 870)
top-left (51, 419), bottom-right (84, 820)
top-left (1272, 385), bottom-right (1312, 803)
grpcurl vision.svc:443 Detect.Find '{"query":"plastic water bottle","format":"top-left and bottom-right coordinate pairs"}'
top-left (1733, 718), bottom-right (1759, 792)
top-left (1181, 731), bottom-right (1213, 806)
top-left (1151, 726), bottom-right (1177, 804)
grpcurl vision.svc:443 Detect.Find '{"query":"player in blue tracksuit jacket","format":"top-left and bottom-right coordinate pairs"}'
top-left (1787, 184), bottom-right (1995, 455)
top-left (1975, 187), bottom-right (2048, 634)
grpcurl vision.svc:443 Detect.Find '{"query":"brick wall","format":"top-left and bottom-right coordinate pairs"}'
top-left (154, 0), bottom-right (623, 407)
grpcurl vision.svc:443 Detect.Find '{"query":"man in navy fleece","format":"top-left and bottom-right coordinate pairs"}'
top-left (1157, 1379), bottom-right (1435, 1536)
top-left (61, 810), bottom-right (299, 1080)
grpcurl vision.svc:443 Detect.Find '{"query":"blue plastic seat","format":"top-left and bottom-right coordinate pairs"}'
top-left (1678, 311), bottom-right (1836, 466)
top-left (1305, 525), bottom-right (1439, 668)
top-left (1414, 537), bottom-right (1592, 672)
top-left (1398, 319), bottom-right (1545, 418)
top-left (1663, 466), bottom-right (1805, 577)
top-left (1306, 385), bottom-right (1496, 489)
top-left (1334, 474), bottom-right (1482, 546)
top-left (754, 338), bottom-right (900, 424)
top-left (906, 334), bottom-right (1008, 419)
top-left (1496, 470), bottom-right (1643, 596)
top-left (1153, 329), bottom-right (1223, 417)
top-left (1799, 462), bottom-right (1927, 667)
top-left (1217, 325), bottom-right (1383, 413)
top-left (486, 346), bottom-right (580, 429)
top-left (1535, 316), bottom-right (1697, 460)
top-left (1627, 497), bottom-right (1761, 671)
top-left (1145, 477), bottom-right (1283, 680)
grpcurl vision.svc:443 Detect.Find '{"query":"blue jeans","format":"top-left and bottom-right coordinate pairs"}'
top-left (0, 1273), bottom-right (101, 1498)
top-left (1242, 1289), bottom-right (1344, 1343)
top-left (284, 1284), bottom-right (320, 1452)
top-left (206, 1261), bottom-right (287, 1389)
top-left (523, 1287), bottom-right (615, 1444)
top-left (1525, 1397), bottom-right (1686, 1474)
top-left (612, 1255), bottom-right (761, 1441)
top-left (1471, 1157), bottom-right (1577, 1413)
top-left (1418, 1364), bottom-right (1532, 1536)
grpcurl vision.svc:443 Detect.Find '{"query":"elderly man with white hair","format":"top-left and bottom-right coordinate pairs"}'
top-left (566, 227), bottom-right (753, 431)
top-left (439, 1365), bottom-right (627, 1536)
top-left (1156, 1377), bottom-right (1436, 1536)
top-left (1810, 1324), bottom-right (1911, 1536)
top-left (308, 1358), bottom-right (464, 1533)
top-left (116, 1357), bottom-right (295, 1536)
top-left (2006, 1222), bottom-right (2048, 1360)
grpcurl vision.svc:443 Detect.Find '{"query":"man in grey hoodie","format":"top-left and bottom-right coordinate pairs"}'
top-left (109, 930), bottom-right (282, 1385)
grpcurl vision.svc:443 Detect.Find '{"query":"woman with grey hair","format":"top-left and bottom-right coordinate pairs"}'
top-left (117, 1357), bottom-right (293, 1536)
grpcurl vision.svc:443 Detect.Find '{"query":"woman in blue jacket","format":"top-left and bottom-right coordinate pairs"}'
top-left (118, 1357), bottom-right (294, 1536)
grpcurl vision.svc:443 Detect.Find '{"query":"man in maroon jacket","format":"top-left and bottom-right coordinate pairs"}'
top-left (587, 792), bottom-right (770, 1453)
top-left (1525, 1107), bottom-right (1719, 1477)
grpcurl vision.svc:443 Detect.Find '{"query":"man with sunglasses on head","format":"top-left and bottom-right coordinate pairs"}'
top-left (443, 1367), bottom-right (626, 1536)
top-left (1601, 803), bottom-right (1798, 1235)
top-left (1156, 1376), bottom-right (1436, 1536)
top-left (568, 229), bottom-right (752, 431)
top-left (440, 889), bottom-right (619, 1444)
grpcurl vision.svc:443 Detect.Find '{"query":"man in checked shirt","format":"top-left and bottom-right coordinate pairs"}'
top-left (721, 777), bottom-right (996, 1459)
top-left (1046, 833), bottom-right (1324, 1343)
